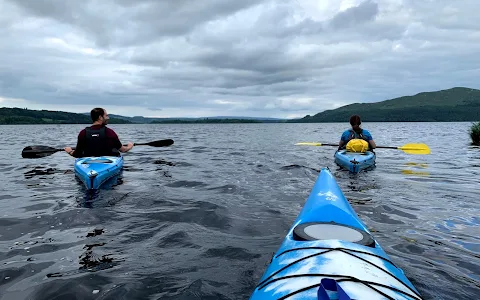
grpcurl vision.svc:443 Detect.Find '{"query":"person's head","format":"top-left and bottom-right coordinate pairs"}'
top-left (91, 107), bottom-right (109, 125)
top-left (349, 114), bottom-right (362, 133)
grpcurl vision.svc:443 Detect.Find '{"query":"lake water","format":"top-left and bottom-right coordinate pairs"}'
top-left (0, 122), bottom-right (479, 299)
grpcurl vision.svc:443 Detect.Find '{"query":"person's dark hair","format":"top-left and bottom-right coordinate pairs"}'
top-left (349, 115), bottom-right (362, 133)
top-left (91, 108), bottom-right (105, 122)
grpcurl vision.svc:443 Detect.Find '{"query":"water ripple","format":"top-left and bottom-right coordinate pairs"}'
top-left (0, 123), bottom-right (479, 299)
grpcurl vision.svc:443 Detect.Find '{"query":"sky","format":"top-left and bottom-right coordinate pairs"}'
top-left (1, 0), bottom-right (480, 119)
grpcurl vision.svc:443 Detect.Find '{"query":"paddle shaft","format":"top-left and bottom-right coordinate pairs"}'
top-left (327, 144), bottom-right (398, 150)
top-left (318, 143), bottom-right (339, 147)
top-left (71, 143), bottom-right (157, 150)
top-left (71, 143), bottom-right (128, 151)
top-left (72, 139), bottom-right (174, 149)
top-left (41, 142), bottom-right (168, 152)
top-left (297, 143), bottom-right (420, 150)
top-left (22, 139), bottom-right (174, 158)
top-left (295, 142), bottom-right (430, 154)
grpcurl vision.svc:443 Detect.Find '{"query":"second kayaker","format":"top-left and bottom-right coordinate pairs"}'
top-left (338, 114), bottom-right (376, 152)
top-left (64, 107), bottom-right (134, 158)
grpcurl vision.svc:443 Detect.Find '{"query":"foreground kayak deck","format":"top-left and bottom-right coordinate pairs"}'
top-left (74, 156), bottom-right (124, 190)
top-left (334, 150), bottom-right (376, 173)
top-left (250, 168), bottom-right (422, 300)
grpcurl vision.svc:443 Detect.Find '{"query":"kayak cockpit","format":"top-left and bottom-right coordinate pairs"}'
top-left (293, 221), bottom-right (375, 247)
top-left (74, 156), bottom-right (124, 191)
top-left (81, 158), bottom-right (115, 164)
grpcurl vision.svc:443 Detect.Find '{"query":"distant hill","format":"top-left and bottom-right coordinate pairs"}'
top-left (0, 108), bottom-right (131, 124)
top-left (291, 87), bottom-right (480, 122)
top-left (150, 118), bottom-right (263, 124)
top-left (106, 114), bottom-right (285, 123)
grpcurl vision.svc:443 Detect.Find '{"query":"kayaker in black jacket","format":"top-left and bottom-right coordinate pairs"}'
top-left (64, 108), bottom-right (134, 158)
top-left (338, 115), bottom-right (376, 151)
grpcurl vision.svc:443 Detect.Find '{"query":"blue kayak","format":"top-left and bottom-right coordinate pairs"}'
top-left (334, 150), bottom-right (376, 173)
top-left (74, 156), bottom-right (124, 190)
top-left (250, 168), bottom-right (422, 300)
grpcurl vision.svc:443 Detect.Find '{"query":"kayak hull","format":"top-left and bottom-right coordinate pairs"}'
top-left (334, 150), bottom-right (376, 173)
top-left (74, 156), bottom-right (124, 190)
top-left (249, 168), bottom-right (422, 300)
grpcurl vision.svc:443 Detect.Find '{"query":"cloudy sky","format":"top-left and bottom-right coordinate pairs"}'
top-left (1, 0), bottom-right (479, 118)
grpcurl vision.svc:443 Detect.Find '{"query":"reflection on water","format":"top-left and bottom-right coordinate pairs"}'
top-left (401, 169), bottom-right (431, 176)
top-left (404, 162), bottom-right (429, 168)
top-left (0, 122), bottom-right (479, 299)
top-left (399, 162), bottom-right (431, 176)
top-left (74, 173), bottom-right (127, 208)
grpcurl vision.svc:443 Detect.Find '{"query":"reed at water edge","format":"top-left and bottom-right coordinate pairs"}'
top-left (469, 121), bottom-right (480, 145)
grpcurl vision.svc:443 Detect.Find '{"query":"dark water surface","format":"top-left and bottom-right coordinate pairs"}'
top-left (0, 122), bottom-right (479, 299)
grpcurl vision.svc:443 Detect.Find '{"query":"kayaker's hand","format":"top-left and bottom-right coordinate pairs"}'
top-left (64, 147), bottom-right (74, 155)
top-left (119, 142), bottom-right (134, 153)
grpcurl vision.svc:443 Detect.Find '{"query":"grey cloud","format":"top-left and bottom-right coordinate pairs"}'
top-left (1, 0), bottom-right (480, 118)
top-left (136, 59), bottom-right (336, 98)
top-left (7, 0), bottom-right (265, 47)
top-left (406, 0), bottom-right (480, 31)
top-left (328, 0), bottom-right (379, 29)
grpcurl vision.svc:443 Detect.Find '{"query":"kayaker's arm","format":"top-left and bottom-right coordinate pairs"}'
top-left (64, 146), bottom-right (83, 158)
top-left (65, 130), bottom-right (87, 157)
top-left (362, 130), bottom-right (376, 150)
top-left (65, 135), bottom-right (84, 157)
top-left (119, 142), bottom-right (134, 153)
top-left (337, 140), bottom-right (345, 150)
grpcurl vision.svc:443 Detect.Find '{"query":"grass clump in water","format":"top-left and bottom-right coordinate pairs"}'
top-left (470, 122), bottom-right (480, 145)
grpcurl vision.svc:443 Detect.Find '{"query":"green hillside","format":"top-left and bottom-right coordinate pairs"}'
top-left (107, 114), bottom-right (284, 123)
top-left (0, 107), bottom-right (277, 124)
top-left (292, 87), bottom-right (480, 122)
top-left (0, 108), bottom-right (131, 124)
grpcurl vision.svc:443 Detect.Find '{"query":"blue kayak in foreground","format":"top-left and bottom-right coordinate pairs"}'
top-left (334, 150), bottom-right (376, 173)
top-left (74, 156), bottom-right (124, 190)
top-left (250, 168), bottom-right (422, 300)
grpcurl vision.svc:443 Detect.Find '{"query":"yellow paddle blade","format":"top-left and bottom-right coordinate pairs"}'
top-left (295, 142), bottom-right (323, 146)
top-left (397, 143), bottom-right (431, 155)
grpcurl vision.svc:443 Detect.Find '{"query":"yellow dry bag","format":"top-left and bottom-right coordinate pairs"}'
top-left (346, 139), bottom-right (369, 153)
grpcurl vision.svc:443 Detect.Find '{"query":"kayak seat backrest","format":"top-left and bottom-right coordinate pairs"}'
top-left (344, 152), bottom-right (368, 155)
top-left (82, 159), bottom-right (114, 164)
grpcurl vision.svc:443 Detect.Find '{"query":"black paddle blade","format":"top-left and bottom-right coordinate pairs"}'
top-left (21, 146), bottom-right (63, 158)
top-left (138, 139), bottom-right (174, 147)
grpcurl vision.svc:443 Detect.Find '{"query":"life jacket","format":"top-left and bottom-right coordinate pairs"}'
top-left (346, 129), bottom-right (368, 142)
top-left (84, 126), bottom-right (115, 157)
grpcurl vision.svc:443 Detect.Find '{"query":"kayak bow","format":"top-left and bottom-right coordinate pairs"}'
top-left (250, 168), bottom-right (422, 300)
